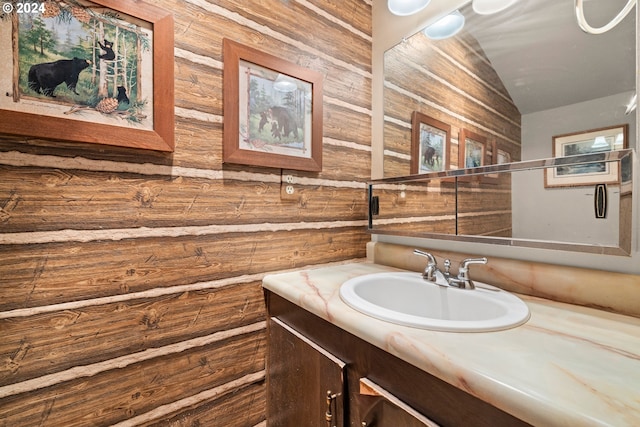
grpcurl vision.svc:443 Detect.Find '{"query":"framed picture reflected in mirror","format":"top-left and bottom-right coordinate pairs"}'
top-left (546, 124), bottom-right (628, 188)
top-left (410, 111), bottom-right (450, 175)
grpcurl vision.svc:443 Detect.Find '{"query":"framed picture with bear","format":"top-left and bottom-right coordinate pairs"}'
top-left (222, 38), bottom-right (323, 172)
top-left (0, 0), bottom-right (174, 152)
top-left (410, 111), bottom-right (451, 175)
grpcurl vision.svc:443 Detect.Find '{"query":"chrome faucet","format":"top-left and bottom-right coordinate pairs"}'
top-left (443, 257), bottom-right (488, 289)
top-left (413, 249), bottom-right (488, 289)
top-left (413, 249), bottom-right (439, 282)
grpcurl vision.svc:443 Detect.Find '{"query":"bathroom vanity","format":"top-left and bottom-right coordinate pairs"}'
top-left (263, 258), bottom-right (640, 426)
top-left (265, 287), bottom-right (528, 426)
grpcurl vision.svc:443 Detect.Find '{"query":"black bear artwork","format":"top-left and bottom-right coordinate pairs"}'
top-left (268, 106), bottom-right (299, 139)
top-left (116, 86), bottom-right (130, 104)
top-left (27, 57), bottom-right (91, 97)
top-left (98, 39), bottom-right (115, 60)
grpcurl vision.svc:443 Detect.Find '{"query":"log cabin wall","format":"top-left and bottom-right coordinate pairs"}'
top-left (381, 29), bottom-right (521, 237)
top-left (0, 1), bottom-right (372, 425)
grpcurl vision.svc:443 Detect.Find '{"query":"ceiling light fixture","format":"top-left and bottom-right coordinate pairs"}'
top-left (423, 10), bottom-right (465, 40)
top-left (472, 0), bottom-right (518, 15)
top-left (387, 0), bottom-right (431, 16)
top-left (575, 0), bottom-right (636, 34)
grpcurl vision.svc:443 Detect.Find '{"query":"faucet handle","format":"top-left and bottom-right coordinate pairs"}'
top-left (413, 249), bottom-right (437, 281)
top-left (457, 257), bottom-right (488, 289)
top-left (413, 249), bottom-right (436, 264)
top-left (459, 257), bottom-right (488, 271)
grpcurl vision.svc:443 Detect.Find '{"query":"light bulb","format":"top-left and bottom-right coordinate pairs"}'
top-left (388, 0), bottom-right (431, 16)
top-left (423, 10), bottom-right (465, 40)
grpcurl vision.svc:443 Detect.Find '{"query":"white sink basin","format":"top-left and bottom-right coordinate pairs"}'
top-left (340, 272), bottom-right (529, 332)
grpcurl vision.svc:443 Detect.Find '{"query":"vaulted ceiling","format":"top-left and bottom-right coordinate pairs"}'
top-left (464, 0), bottom-right (636, 114)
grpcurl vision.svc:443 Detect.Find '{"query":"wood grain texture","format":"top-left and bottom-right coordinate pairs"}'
top-left (0, 0), bottom-right (372, 424)
top-left (0, 282), bottom-right (265, 386)
top-left (0, 332), bottom-right (265, 427)
top-left (216, 0), bottom-right (371, 73)
top-left (373, 178), bottom-right (512, 237)
top-left (0, 228), bottom-right (369, 311)
top-left (267, 318), bottom-right (346, 426)
top-left (163, 0), bottom-right (372, 107)
top-left (305, 0), bottom-right (372, 38)
top-left (0, 166), bottom-right (367, 232)
top-left (143, 381), bottom-right (266, 427)
top-left (372, 184), bottom-right (456, 220)
top-left (620, 192), bottom-right (632, 254)
top-left (372, 220), bottom-right (457, 236)
top-left (174, 57), bottom-right (223, 115)
top-left (383, 28), bottom-right (522, 178)
top-left (381, 28), bottom-right (519, 238)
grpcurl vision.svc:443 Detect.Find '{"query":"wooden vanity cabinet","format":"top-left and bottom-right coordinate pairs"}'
top-left (265, 291), bottom-right (531, 427)
top-left (267, 317), bottom-right (346, 427)
top-left (357, 377), bottom-right (440, 426)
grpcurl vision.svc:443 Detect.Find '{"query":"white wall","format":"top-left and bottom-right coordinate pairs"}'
top-left (521, 92), bottom-right (636, 160)
top-left (513, 92), bottom-right (635, 245)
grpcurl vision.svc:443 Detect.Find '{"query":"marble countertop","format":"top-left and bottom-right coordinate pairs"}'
top-left (262, 262), bottom-right (640, 427)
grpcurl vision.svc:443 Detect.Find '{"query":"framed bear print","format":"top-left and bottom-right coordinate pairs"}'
top-left (410, 111), bottom-right (450, 175)
top-left (0, 0), bottom-right (174, 152)
top-left (223, 38), bottom-right (323, 172)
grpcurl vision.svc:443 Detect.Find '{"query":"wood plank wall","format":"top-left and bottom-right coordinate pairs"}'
top-left (370, 180), bottom-right (457, 235)
top-left (383, 30), bottom-right (522, 176)
top-left (378, 29), bottom-right (521, 237)
top-left (0, 1), bottom-right (372, 425)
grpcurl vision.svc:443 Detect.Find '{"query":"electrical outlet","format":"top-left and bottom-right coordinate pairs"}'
top-left (280, 183), bottom-right (297, 200)
top-left (280, 172), bottom-right (297, 200)
top-left (397, 184), bottom-right (407, 205)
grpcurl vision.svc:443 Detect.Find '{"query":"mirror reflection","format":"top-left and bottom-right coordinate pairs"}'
top-left (379, 0), bottom-right (636, 254)
top-left (384, 0), bottom-right (635, 177)
top-left (369, 150), bottom-right (633, 255)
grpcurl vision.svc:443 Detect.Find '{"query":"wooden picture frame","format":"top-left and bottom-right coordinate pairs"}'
top-left (497, 148), bottom-right (512, 165)
top-left (458, 128), bottom-right (487, 183)
top-left (545, 124), bottom-right (628, 188)
top-left (223, 38), bottom-right (323, 172)
top-left (459, 128), bottom-right (487, 169)
top-left (480, 139), bottom-right (499, 183)
top-left (0, 0), bottom-right (174, 152)
top-left (483, 147), bottom-right (512, 183)
top-left (410, 111), bottom-right (450, 174)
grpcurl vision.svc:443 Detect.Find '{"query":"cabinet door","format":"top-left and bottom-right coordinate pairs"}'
top-left (267, 317), bottom-right (346, 427)
top-left (357, 378), bottom-right (440, 427)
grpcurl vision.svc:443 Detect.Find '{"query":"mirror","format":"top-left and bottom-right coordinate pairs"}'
top-left (379, 0), bottom-right (636, 254)
top-left (369, 149), bottom-right (633, 255)
top-left (383, 0), bottom-right (636, 176)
